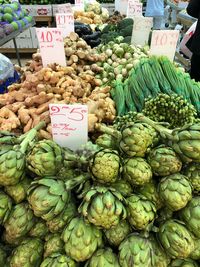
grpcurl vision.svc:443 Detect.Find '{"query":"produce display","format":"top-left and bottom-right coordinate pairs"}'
top-left (0, 2), bottom-right (33, 38)
top-left (106, 11), bottom-right (126, 24)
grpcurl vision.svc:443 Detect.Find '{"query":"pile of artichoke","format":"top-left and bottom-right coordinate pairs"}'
top-left (1, 117), bottom-right (200, 267)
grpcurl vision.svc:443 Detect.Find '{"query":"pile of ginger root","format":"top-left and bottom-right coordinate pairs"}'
top-left (0, 33), bottom-right (116, 139)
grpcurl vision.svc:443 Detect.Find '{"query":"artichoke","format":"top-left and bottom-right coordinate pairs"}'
top-left (27, 178), bottom-right (70, 221)
top-left (0, 122), bottom-right (44, 186)
top-left (126, 194), bottom-right (156, 230)
top-left (0, 191), bottom-right (12, 224)
top-left (40, 253), bottom-right (77, 267)
top-left (183, 163), bottom-right (200, 193)
top-left (170, 259), bottom-right (199, 267)
top-left (123, 157), bottom-right (152, 186)
top-left (46, 200), bottom-right (76, 233)
top-left (62, 217), bottom-right (102, 262)
top-left (179, 197), bottom-right (200, 238)
top-left (85, 248), bottom-right (120, 267)
top-left (136, 181), bottom-right (162, 210)
top-left (4, 176), bottom-right (31, 204)
top-left (79, 186), bottom-right (127, 229)
top-left (27, 139), bottom-right (63, 177)
top-left (119, 233), bottom-right (153, 267)
top-left (4, 202), bottom-right (36, 245)
top-left (158, 220), bottom-right (195, 259)
top-left (111, 179), bottom-right (133, 197)
top-left (190, 238), bottom-right (200, 260)
top-left (158, 174), bottom-right (192, 211)
top-left (29, 219), bottom-right (49, 239)
top-left (44, 233), bottom-right (64, 258)
top-left (104, 220), bottom-right (131, 247)
top-left (0, 246), bottom-right (7, 266)
top-left (9, 238), bottom-right (43, 267)
top-left (147, 146), bottom-right (182, 176)
top-left (89, 149), bottom-right (121, 184)
top-left (96, 133), bottom-right (117, 149)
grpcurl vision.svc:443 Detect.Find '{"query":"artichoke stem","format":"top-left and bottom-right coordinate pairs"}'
top-left (65, 174), bottom-right (90, 191)
top-left (95, 123), bottom-right (122, 141)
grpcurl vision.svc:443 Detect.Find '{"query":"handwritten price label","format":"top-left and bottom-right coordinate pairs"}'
top-left (49, 104), bottom-right (88, 150)
top-left (131, 16), bottom-right (153, 46)
top-left (54, 3), bottom-right (73, 14)
top-left (56, 13), bottom-right (74, 38)
top-left (127, 2), bottom-right (142, 18)
top-left (36, 28), bottom-right (66, 67)
top-left (150, 30), bottom-right (179, 61)
top-left (74, 0), bottom-right (84, 11)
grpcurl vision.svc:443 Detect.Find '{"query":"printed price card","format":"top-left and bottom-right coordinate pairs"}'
top-left (56, 3), bottom-right (73, 14)
top-left (150, 30), bottom-right (179, 61)
top-left (49, 104), bottom-right (88, 151)
top-left (74, 0), bottom-right (84, 11)
top-left (127, 1), bottom-right (143, 18)
top-left (56, 13), bottom-right (74, 38)
top-left (131, 16), bottom-right (153, 46)
top-left (36, 28), bottom-right (66, 67)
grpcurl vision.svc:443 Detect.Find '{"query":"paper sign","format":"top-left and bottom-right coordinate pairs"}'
top-left (49, 104), bottom-right (88, 150)
top-left (56, 4), bottom-right (73, 14)
top-left (36, 28), bottom-right (66, 67)
top-left (131, 16), bottom-right (153, 46)
top-left (56, 13), bottom-right (74, 38)
top-left (116, 0), bottom-right (139, 14)
top-left (150, 30), bottom-right (179, 61)
top-left (127, 2), bottom-right (143, 18)
top-left (74, 0), bottom-right (84, 11)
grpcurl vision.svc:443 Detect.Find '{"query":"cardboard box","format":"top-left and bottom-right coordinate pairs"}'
top-left (17, 29), bottom-right (31, 38)
top-left (16, 38), bottom-right (33, 49)
top-left (30, 27), bottom-right (39, 48)
top-left (21, 5), bottom-right (35, 16)
top-left (1, 40), bottom-right (14, 49)
top-left (34, 5), bottom-right (52, 16)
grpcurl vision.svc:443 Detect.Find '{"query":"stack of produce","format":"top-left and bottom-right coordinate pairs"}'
top-left (0, 2), bottom-right (33, 37)
top-left (0, 110), bottom-right (200, 266)
top-left (113, 55), bottom-right (200, 116)
top-left (106, 11), bottom-right (125, 24)
top-left (0, 32), bottom-right (116, 135)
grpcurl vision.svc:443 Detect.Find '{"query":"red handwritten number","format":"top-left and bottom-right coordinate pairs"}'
top-left (68, 108), bottom-right (84, 121)
top-left (161, 33), bottom-right (167, 46)
top-left (40, 31), bottom-right (53, 43)
top-left (50, 106), bottom-right (65, 116)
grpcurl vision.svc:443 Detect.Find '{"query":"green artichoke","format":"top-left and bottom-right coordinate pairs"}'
top-left (62, 217), bottom-right (102, 262)
top-left (96, 133), bottom-right (117, 149)
top-left (85, 248), bottom-right (120, 267)
top-left (147, 146), bottom-right (182, 176)
top-left (123, 157), bottom-right (152, 186)
top-left (4, 202), bottom-right (36, 245)
top-left (136, 181), bottom-right (162, 210)
top-left (104, 220), bottom-right (131, 247)
top-left (169, 259), bottom-right (199, 267)
top-left (27, 178), bottom-right (70, 221)
top-left (9, 238), bottom-right (43, 267)
top-left (46, 200), bottom-right (76, 233)
top-left (79, 186), bottom-right (127, 229)
top-left (0, 191), bottom-right (12, 224)
top-left (150, 235), bottom-right (171, 267)
top-left (119, 233), bottom-right (153, 267)
top-left (4, 176), bottom-right (31, 204)
top-left (0, 122), bottom-right (44, 186)
top-left (44, 233), bottom-right (64, 258)
top-left (0, 246), bottom-right (7, 266)
top-left (89, 149), bottom-right (121, 184)
top-left (40, 253), bottom-right (77, 267)
top-left (29, 219), bottom-right (49, 239)
top-left (158, 174), bottom-right (192, 211)
top-left (158, 220), bottom-right (195, 259)
top-left (190, 238), bottom-right (200, 260)
top-left (126, 194), bottom-right (156, 230)
top-left (111, 179), bottom-right (133, 197)
top-left (183, 163), bottom-right (200, 193)
top-left (179, 197), bottom-right (200, 238)
top-left (27, 139), bottom-right (63, 177)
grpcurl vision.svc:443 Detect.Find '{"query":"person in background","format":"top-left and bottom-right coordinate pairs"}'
top-left (186, 0), bottom-right (200, 82)
top-left (145, 0), bottom-right (164, 29)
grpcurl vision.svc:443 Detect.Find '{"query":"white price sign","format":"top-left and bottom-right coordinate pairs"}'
top-left (127, 1), bottom-right (143, 18)
top-left (56, 13), bottom-right (74, 38)
top-left (74, 0), bottom-right (84, 11)
top-left (150, 30), bottom-right (179, 61)
top-left (49, 104), bottom-right (88, 151)
top-left (131, 16), bottom-right (153, 46)
top-left (56, 3), bottom-right (73, 14)
top-left (36, 28), bottom-right (66, 67)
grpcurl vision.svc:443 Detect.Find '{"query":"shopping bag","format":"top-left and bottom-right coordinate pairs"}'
top-left (180, 21), bottom-right (197, 59)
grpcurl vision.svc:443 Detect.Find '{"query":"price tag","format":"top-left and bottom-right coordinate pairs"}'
top-left (56, 4), bottom-right (73, 14)
top-left (36, 28), bottom-right (66, 67)
top-left (131, 16), bottom-right (153, 46)
top-left (116, 0), bottom-right (139, 15)
top-left (127, 1), bottom-right (143, 18)
top-left (150, 30), bottom-right (179, 61)
top-left (74, 0), bottom-right (84, 11)
top-left (56, 13), bottom-right (74, 38)
top-left (49, 104), bottom-right (88, 150)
